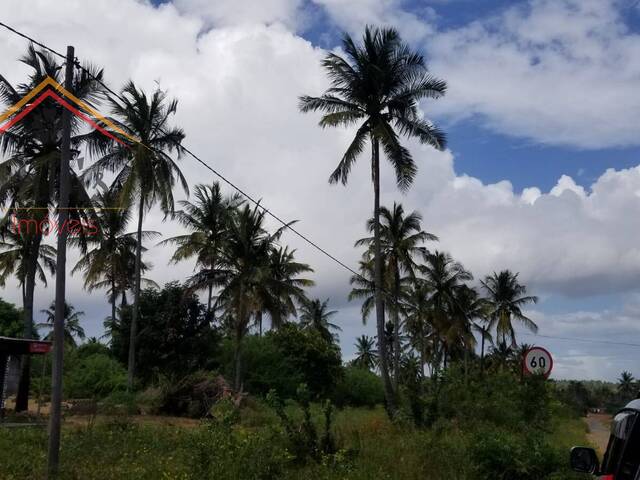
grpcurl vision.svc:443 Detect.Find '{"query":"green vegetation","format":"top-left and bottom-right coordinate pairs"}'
top-left (0, 24), bottom-right (622, 479)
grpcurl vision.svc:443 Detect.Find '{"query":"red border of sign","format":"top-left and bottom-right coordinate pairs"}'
top-left (522, 346), bottom-right (553, 378)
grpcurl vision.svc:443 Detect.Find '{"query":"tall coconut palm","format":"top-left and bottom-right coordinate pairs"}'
top-left (160, 182), bottom-right (241, 320)
top-left (37, 301), bottom-right (85, 347)
top-left (0, 46), bottom-right (102, 409)
top-left (85, 81), bottom-right (187, 388)
top-left (356, 203), bottom-right (437, 389)
top-left (299, 298), bottom-right (341, 343)
top-left (72, 186), bottom-right (158, 334)
top-left (353, 335), bottom-right (378, 370)
top-left (481, 270), bottom-right (538, 347)
top-left (300, 26), bottom-right (446, 413)
top-left (420, 251), bottom-right (472, 370)
top-left (215, 204), bottom-right (285, 390)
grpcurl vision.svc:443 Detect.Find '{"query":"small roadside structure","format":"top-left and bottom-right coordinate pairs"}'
top-left (0, 336), bottom-right (51, 419)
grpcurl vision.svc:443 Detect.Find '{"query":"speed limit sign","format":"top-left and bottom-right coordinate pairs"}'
top-left (523, 347), bottom-right (553, 378)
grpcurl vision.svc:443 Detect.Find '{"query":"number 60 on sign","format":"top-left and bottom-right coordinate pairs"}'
top-left (522, 346), bottom-right (553, 378)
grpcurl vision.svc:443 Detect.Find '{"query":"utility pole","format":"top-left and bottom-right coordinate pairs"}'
top-left (47, 44), bottom-right (74, 478)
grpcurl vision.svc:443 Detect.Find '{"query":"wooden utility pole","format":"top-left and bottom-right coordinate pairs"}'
top-left (47, 44), bottom-right (74, 478)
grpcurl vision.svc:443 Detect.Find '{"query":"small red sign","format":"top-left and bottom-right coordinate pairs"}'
top-left (29, 342), bottom-right (51, 354)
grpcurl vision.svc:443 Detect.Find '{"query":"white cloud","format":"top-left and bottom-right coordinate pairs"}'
top-left (427, 0), bottom-right (640, 148)
top-left (1, 0), bottom-right (639, 380)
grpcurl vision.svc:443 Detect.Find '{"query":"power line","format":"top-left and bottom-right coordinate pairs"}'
top-left (519, 332), bottom-right (640, 348)
top-left (3, 21), bottom-right (640, 353)
top-left (0, 20), bottom-right (365, 282)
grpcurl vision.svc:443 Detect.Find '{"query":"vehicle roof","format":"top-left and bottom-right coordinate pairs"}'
top-left (623, 399), bottom-right (640, 412)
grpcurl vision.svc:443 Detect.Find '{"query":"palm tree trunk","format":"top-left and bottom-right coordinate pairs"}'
top-left (127, 195), bottom-right (144, 389)
top-left (480, 327), bottom-right (486, 375)
top-left (15, 236), bottom-right (40, 412)
top-left (372, 137), bottom-right (395, 415)
top-left (233, 334), bottom-right (242, 391)
top-left (207, 282), bottom-right (213, 322)
top-left (257, 311), bottom-right (263, 336)
top-left (392, 268), bottom-right (401, 392)
top-left (110, 273), bottom-right (117, 337)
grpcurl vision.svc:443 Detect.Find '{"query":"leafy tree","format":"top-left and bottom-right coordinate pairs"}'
top-left (300, 25), bottom-right (447, 414)
top-left (85, 81), bottom-right (187, 388)
top-left (299, 298), bottom-right (341, 343)
top-left (113, 282), bottom-right (220, 384)
top-left (481, 270), bottom-right (538, 346)
top-left (37, 301), bottom-right (86, 347)
top-left (233, 324), bottom-right (342, 399)
top-left (352, 335), bottom-right (378, 371)
top-left (0, 297), bottom-right (26, 337)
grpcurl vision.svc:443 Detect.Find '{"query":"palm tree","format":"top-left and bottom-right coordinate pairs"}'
top-left (0, 227), bottom-right (57, 300)
top-left (299, 298), bottom-right (341, 343)
top-left (160, 182), bottom-right (241, 321)
top-left (0, 46), bottom-right (102, 409)
top-left (72, 186), bottom-right (158, 334)
top-left (481, 270), bottom-right (538, 347)
top-left (37, 301), bottom-right (85, 347)
top-left (263, 246), bottom-right (314, 332)
top-left (353, 335), bottom-right (378, 371)
top-left (216, 204), bottom-right (285, 390)
top-left (356, 203), bottom-right (437, 389)
top-left (85, 81), bottom-right (187, 388)
top-left (403, 279), bottom-right (434, 376)
top-left (420, 251), bottom-right (472, 370)
top-left (300, 26), bottom-right (447, 413)
top-left (618, 371), bottom-right (636, 398)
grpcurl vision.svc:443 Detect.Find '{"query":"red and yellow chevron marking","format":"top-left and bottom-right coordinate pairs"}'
top-left (0, 76), bottom-right (141, 147)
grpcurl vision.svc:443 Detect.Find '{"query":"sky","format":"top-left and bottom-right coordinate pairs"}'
top-left (1, 0), bottom-right (639, 381)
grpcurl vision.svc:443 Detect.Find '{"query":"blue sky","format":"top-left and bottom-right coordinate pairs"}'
top-left (2, 0), bottom-right (640, 380)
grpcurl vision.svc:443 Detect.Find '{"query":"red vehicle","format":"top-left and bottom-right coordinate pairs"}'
top-left (570, 399), bottom-right (640, 479)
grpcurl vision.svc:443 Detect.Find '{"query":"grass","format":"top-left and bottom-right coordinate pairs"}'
top-left (0, 403), bottom-right (591, 480)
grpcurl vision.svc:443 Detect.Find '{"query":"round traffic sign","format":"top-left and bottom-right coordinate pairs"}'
top-left (523, 347), bottom-right (553, 378)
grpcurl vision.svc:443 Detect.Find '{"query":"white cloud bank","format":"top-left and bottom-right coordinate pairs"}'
top-left (0, 0), bottom-right (639, 379)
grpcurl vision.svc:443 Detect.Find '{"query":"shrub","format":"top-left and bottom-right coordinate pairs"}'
top-left (65, 353), bottom-right (127, 399)
top-left (158, 371), bottom-right (232, 418)
top-left (333, 366), bottom-right (384, 408)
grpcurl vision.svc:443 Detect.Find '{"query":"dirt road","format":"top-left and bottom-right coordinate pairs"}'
top-left (586, 413), bottom-right (611, 455)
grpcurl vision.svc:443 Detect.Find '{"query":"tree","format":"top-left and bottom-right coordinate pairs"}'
top-left (216, 204), bottom-right (286, 390)
top-left (356, 203), bottom-right (437, 389)
top-left (0, 298), bottom-right (25, 337)
top-left (72, 186), bottom-right (158, 334)
top-left (352, 335), bottom-right (378, 371)
top-left (161, 182), bottom-right (241, 320)
top-left (85, 81), bottom-right (187, 388)
top-left (299, 298), bottom-right (341, 343)
top-left (0, 46), bottom-right (101, 409)
top-left (419, 251), bottom-right (472, 370)
top-left (618, 371), bottom-right (636, 399)
top-left (300, 26), bottom-right (447, 414)
top-left (113, 282), bottom-right (220, 384)
top-left (37, 301), bottom-right (86, 347)
top-left (481, 270), bottom-right (538, 346)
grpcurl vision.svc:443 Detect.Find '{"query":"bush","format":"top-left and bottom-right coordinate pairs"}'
top-left (158, 371), bottom-right (232, 418)
top-left (223, 324), bottom-right (343, 399)
top-left (65, 353), bottom-right (127, 399)
top-left (333, 366), bottom-right (384, 407)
